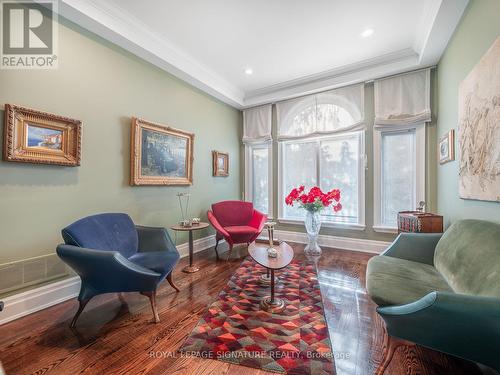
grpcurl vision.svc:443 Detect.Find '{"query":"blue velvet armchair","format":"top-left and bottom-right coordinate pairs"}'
top-left (56, 213), bottom-right (180, 327)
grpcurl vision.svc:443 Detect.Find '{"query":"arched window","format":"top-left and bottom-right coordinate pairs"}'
top-left (277, 83), bottom-right (365, 227)
top-left (277, 84), bottom-right (364, 139)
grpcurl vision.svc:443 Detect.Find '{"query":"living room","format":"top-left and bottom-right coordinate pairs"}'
top-left (0, 0), bottom-right (499, 374)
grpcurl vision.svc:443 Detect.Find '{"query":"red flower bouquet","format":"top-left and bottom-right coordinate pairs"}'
top-left (285, 186), bottom-right (342, 213)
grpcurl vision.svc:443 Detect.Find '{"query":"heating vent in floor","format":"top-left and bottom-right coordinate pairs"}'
top-left (0, 253), bottom-right (69, 295)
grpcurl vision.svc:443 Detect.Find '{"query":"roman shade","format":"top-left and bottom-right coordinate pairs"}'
top-left (242, 104), bottom-right (272, 143)
top-left (276, 83), bottom-right (364, 140)
top-left (374, 69), bottom-right (431, 127)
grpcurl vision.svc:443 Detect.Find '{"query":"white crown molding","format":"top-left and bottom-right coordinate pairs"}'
top-left (416, 0), bottom-right (469, 66)
top-left (57, 0), bottom-right (467, 109)
top-left (59, 0), bottom-right (245, 108)
top-left (243, 49), bottom-right (420, 107)
top-left (0, 235), bottom-right (223, 325)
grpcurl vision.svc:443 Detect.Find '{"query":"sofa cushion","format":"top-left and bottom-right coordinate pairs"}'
top-left (128, 251), bottom-right (179, 279)
top-left (62, 213), bottom-right (138, 258)
top-left (224, 225), bottom-right (258, 243)
top-left (434, 219), bottom-right (500, 298)
top-left (367, 255), bottom-right (452, 306)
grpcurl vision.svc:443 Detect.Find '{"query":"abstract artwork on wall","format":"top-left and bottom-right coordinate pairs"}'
top-left (3, 104), bottom-right (82, 166)
top-left (458, 37), bottom-right (500, 202)
top-left (130, 117), bottom-right (194, 185)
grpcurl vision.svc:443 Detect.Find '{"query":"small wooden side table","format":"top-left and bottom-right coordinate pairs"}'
top-left (171, 222), bottom-right (209, 273)
top-left (248, 241), bottom-right (294, 313)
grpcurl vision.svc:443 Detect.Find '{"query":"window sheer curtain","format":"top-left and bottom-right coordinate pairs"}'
top-left (276, 83), bottom-right (364, 140)
top-left (242, 104), bottom-right (272, 143)
top-left (374, 69), bottom-right (431, 127)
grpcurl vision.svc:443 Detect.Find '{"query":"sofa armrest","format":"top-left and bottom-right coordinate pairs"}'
top-left (207, 210), bottom-right (230, 238)
top-left (249, 209), bottom-right (267, 232)
top-left (381, 233), bottom-right (442, 265)
top-left (377, 291), bottom-right (500, 370)
top-left (136, 225), bottom-right (178, 254)
top-left (57, 244), bottom-right (161, 294)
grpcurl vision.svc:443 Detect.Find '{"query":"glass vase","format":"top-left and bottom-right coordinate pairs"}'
top-left (304, 211), bottom-right (322, 256)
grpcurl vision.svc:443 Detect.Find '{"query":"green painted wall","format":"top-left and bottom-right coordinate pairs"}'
top-left (437, 0), bottom-right (500, 226)
top-left (0, 19), bottom-right (241, 265)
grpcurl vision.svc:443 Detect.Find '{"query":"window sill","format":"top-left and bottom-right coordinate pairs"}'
top-left (277, 218), bottom-right (366, 231)
top-left (372, 225), bottom-right (398, 234)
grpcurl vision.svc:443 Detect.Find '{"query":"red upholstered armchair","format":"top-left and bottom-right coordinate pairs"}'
top-left (207, 201), bottom-right (267, 260)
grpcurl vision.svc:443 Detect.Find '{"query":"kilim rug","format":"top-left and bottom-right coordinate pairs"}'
top-left (178, 257), bottom-right (335, 374)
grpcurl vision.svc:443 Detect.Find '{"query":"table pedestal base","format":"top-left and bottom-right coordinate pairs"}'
top-left (182, 265), bottom-right (199, 273)
top-left (260, 296), bottom-right (285, 313)
top-left (258, 273), bottom-right (278, 285)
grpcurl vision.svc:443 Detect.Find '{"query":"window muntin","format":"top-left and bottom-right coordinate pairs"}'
top-left (251, 146), bottom-right (270, 215)
top-left (381, 130), bottom-right (416, 226)
top-left (245, 143), bottom-right (272, 216)
top-left (281, 131), bottom-right (363, 225)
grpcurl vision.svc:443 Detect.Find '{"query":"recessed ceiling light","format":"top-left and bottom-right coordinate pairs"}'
top-left (244, 68), bottom-right (253, 75)
top-left (361, 28), bottom-right (374, 38)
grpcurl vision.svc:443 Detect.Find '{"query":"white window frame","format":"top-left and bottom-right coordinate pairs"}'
top-left (244, 143), bottom-right (273, 218)
top-left (373, 124), bottom-right (426, 233)
top-left (278, 131), bottom-right (366, 230)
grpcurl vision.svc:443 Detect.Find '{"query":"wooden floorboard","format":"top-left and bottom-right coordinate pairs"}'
top-left (0, 243), bottom-right (482, 375)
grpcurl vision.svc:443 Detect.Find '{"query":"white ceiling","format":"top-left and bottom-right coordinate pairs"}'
top-left (59, 0), bottom-right (468, 108)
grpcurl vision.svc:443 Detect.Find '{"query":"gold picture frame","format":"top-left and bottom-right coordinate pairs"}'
top-left (3, 104), bottom-right (82, 166)
top-left (130, 117), bottom-right (194, 186)
top-left (212, 150), bottom-right (229, 177)
top-left (439, 129), bottom-right (455, 164)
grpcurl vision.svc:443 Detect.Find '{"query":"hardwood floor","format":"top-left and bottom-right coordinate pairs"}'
top-left (0, 244), bottom-right (481, 375)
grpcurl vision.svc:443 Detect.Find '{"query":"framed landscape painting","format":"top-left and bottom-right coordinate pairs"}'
top-left (130, 117), bottom-right (194, 185)
top-left (212, 150), bottom-right (229, 177)
top-left (3, 104), bottom-right (82, 166)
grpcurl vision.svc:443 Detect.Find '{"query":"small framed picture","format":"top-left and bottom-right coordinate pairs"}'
top-left (439, 129), bottom-right (455, 164)
top-left (212, 150), bottom-right (228, 177)
top-left (3, 104), bottom-right (82, 166)
top-left (130, 117), bottom-right (194, 186)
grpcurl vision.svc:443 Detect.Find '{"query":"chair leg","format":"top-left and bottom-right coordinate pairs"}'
top-left (214, 239), bottom-right (220, 260)
top-left (70, 298), bottom-right (91, 328)
top-left (166, 272), bottom-right (180, 292)
top-left (376, 334), bottom-right (415, 375)
top-left (141, 291), bottom-right (160, 323)
top-left (226, 244), bottom-right (233, 261)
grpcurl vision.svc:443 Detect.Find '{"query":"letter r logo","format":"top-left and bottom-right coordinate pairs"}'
top-left (2, 1), bottom-right (53, 54)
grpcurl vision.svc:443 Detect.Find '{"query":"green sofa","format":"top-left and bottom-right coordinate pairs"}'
top-left (367, 219), bottom-right (500, 371)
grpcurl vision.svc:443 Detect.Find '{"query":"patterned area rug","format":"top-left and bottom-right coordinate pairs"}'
top-left (178, 257), bottom-right (335, 374)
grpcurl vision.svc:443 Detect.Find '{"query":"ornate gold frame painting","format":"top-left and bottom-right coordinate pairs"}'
top-left (130, 117), bottom-right (194, 186)
top-left (3, 104), bottom-right (82, 166)
top-left (212, 150), bottom-right (229, 177)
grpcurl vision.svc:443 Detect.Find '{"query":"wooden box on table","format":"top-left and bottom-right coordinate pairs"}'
top-left (397, 211), bottom-right (443, 233)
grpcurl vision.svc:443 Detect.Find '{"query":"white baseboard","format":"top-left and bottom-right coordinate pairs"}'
top-left (259, 229), bottom-right (391, 254)
top-left (0, 276), bottom-right (81, 326)
top-left (0, 232), bottom-right (385, 325)
top-left (0, 235), bottom-right (222, 326)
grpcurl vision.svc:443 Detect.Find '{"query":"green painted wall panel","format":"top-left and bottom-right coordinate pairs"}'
top-left (437, 0), bottom-right (500, 226)
top-left (0, 19), bottom-right (241, 264)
